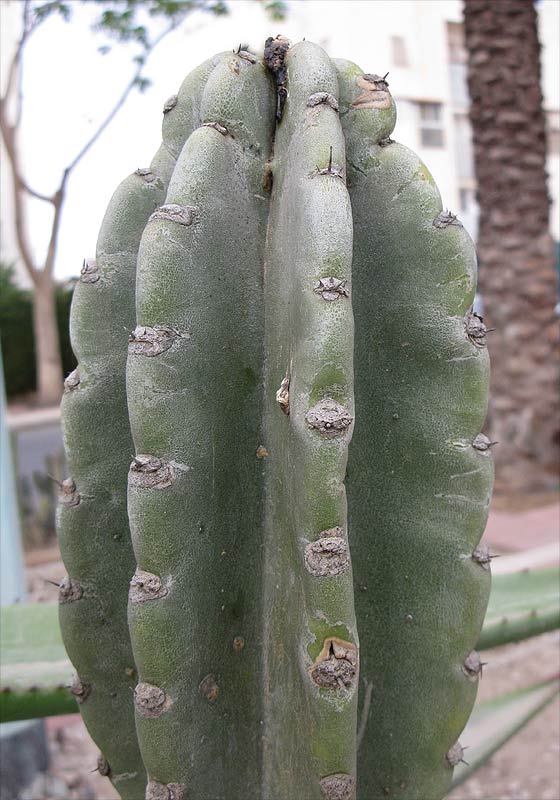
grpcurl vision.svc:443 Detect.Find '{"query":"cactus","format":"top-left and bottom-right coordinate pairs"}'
top-left (48, 36), bottom-right (557, 800)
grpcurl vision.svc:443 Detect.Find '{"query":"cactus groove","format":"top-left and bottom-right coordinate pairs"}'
top-left (58, 37), bottom-right (494, 800)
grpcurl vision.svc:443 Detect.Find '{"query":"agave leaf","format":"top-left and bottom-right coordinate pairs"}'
top-left (0, 603), bottom-right (76, 722)
top-left (478, 566), bottom-right (560, 650)
top-left (451, 677), bottom-right (559, 788)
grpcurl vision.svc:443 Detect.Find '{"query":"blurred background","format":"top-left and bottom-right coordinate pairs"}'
top-left (0, 1), bottom-right (558, 798)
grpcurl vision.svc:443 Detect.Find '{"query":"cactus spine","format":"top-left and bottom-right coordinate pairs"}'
top-left (58, 37), bottom-right (493, 800)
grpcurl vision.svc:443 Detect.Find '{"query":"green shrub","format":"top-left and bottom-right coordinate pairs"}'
top-left (0, 264), bottom-right (77, 397)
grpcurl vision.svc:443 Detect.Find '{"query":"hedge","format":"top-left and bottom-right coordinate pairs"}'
top-left (0, 264), bottom-right (77, 397)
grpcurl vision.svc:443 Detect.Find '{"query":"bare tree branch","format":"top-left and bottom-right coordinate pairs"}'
top-left (44, 170), bottom-right (69, 277)
top-left (0, 101), bottom-right (38, 280)
top-left (1, 1), bottom-right (55, 205)
top-left (0, 3), bottom-right (179, 288)
top-left (64, 19), bottom-right (178, 175)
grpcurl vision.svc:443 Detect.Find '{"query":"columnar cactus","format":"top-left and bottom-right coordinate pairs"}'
top-left (58, 37), bottom-right (493, 800)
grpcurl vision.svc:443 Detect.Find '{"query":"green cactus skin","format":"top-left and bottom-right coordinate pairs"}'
top-left (335, 60), bottom-right (494, 800)
top-left (262, 42), bottom-right (358, 800)
top-left (126, 52), bottom-right (275, 799)
top-left (58, 56), bottom-right (223, 799)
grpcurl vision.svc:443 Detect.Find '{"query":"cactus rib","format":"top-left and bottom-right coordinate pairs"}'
top-left (262, 41), bottom-right (358, 800)
top-left (336, 59), bottom-right (494, 800)
top-left (126, 51), bottom-right (275, 797)
top-left (58, 56), bottom-right (224, 799)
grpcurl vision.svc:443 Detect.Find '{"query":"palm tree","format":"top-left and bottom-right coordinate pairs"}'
top-left (464, 0), bottom-right (559, 492)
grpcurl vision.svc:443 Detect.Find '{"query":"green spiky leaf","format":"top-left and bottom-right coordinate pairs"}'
top-left (0, 604), bottom-right (76, 722)
top-left (478, 566), bottom-right (560, 651)
top-left (452, 677), bottom-right (560, 788)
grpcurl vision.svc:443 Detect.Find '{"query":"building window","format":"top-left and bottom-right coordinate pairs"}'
top-left (391, 35), bottom-right (408, 67)
top-left (447, 22), bottom-right (469, 107)
top-left (447, 22), bottom-right (467, 64)
top-left (459, 187), bottom-right (474, 213)
top-left (547, 110), bottom-right (560, 156)
top-left (453, 113), bottom-right (474, 179)
top-left (418, 102), bottom-right (444, 148)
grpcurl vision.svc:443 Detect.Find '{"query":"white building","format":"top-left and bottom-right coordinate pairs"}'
top-left (1, 0), bottom-right (559, 284)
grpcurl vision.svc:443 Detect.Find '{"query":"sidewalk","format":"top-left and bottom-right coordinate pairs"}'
top-left (6, 404), bottom-right (60, 432)
top-left (482, 501), bottom-right (559, 554)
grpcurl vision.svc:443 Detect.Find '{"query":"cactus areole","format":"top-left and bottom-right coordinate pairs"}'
top-left (58, 37), bottom-right (493, 800)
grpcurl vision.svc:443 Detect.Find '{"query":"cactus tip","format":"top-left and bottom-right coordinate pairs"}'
top-left (307, 92), bottom-right (339, 112)
top-left (313, 277), bottom-right (349, 302)
top-left (319, 773), bottom-right (355, 800)
top-left (465, 309), bottom-right (489, 348)
top-left (472, 433), bottom-right (498, 451)
top-left (433, 210), bottom-right (462, 229)
top-left (129, 568), bottom-right (168, 603)
top-left (146, 779), bottom-right (187, 800)
top-left (80, 258), bottom-right (99, 284)
top-left (462, 650), bottom-right (484, 682)
top-left (59, 575), bottom-right (83, 604)
top-left (351, 74), bottom-right (392, 109)
top-left (97, 753), bottom-right (111, 777)
top-left (306, 398), bottom-right (353, 437)
top-left (58, 477), bottom-right (81, 507)
top-left (310, 638), bottom-right (357, 690)
top-left (63, 368), bottom-right (80, 392)
top-left (163, 95), bottom-right (178, 114)
top-left (149, 203), bottom-right (198, 227)
top-left (202, 121), bottom-right (230, 136)
top-left (275, 372), bottom-right (290, 415)
top-left (304, 530), bottom-right (349, 577)
top-left (129, 455), bottom-right (175, 490)
top-left (134, 682), bottom-right (170, 718)
top-left (128, 325), bottom-right (178, 357)
top-left (199, 673), bottom-right (219, 702)
top-left (70, 676), bottom-right (92, 703)
top-left (446, 741), bottom-right (468, 767)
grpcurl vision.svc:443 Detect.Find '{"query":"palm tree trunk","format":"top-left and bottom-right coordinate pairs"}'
top-left (32, 272), bottom-right (63, 406)
top-left (464, 0), bottom-right (559, 492)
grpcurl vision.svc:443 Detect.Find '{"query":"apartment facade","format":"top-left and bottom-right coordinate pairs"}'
top-left (294, 0), bottom-right (559, 242)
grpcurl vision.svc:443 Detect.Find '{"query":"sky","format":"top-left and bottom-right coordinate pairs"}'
top-left (1, 0), bottom-right (559, 284)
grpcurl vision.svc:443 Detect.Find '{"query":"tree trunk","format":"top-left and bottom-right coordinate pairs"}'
top-left (32, 272), bottom-right (63, 406)
top-left (464, 0), bottom-right (560, 493)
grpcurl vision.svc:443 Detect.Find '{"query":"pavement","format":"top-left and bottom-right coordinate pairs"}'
top-left (482, 501), bottom-right (559, 555)
top-left (6, 405), bottom-right (60, 432)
